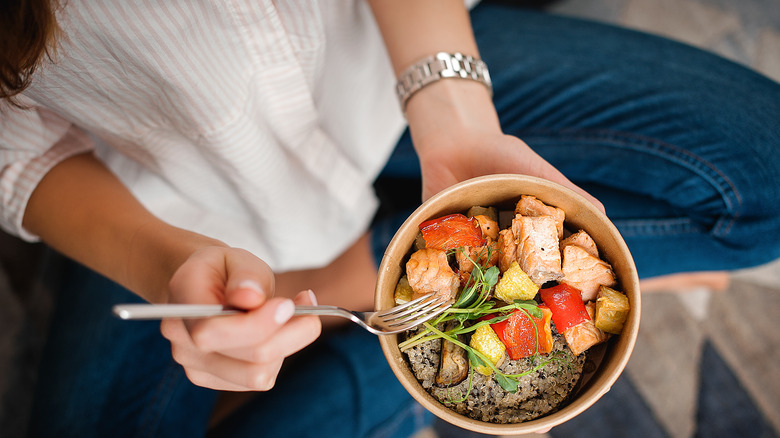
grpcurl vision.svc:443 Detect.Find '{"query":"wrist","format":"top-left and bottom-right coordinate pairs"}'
top-left (396, 52), bottom-right (492, 112)
top-left (405, 78), bottom-right (502, 153)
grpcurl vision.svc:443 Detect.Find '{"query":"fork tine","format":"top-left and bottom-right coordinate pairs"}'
top-left (380, 294), bottom-right (441, 320)
top-left (375, 292), bottom-right (437, 318)
top-left (383, 297), bottom-right (453, 327)
top-left (385, 299), bottom-right (453, 330)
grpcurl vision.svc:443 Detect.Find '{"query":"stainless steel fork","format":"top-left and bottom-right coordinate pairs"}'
top-left (112, 292), bottom-right (454, 335)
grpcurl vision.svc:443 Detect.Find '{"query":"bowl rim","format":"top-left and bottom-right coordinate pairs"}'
top-left (374, 174), bottom-right (641, 434)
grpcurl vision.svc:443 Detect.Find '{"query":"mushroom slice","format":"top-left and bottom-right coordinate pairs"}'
top-left (436, 336), bottom-right (469, 386)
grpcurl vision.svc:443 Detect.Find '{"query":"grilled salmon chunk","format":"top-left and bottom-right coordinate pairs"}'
top-left (512, 214), bottom-right (563, 286)
top-left (456, 245), bottom-right (499, 284)
top-left (497, 228), bottom-right (517, 273)
top-left (515, 195), bottom-right (566, 239)
top-left (563, 302), bottom-right (610, 356)
top-left (561, 244), bottom-right (617, 301)
top-left (473, 214), bottom-right (499, 241)
top-left (560, 230), bottom-right (599, 258)
top-left (406, 248), bottom-right (460, 301)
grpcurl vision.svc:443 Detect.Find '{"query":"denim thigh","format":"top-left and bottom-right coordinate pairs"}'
top-left (28, 256), bottom-right (216, 438)
top-left (208, 326), bottom-right (432, 438)
top-left (377, 4), bottom-right (780, 278)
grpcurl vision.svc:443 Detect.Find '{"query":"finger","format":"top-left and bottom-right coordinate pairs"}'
top-left (168, 247), bottom-right (229, 305)
top-left (161, 318), bottom-right (235, 387)
top-left (162, 317), bottom-right (206, 369)
top-left (221, 290), bottom-right (321, 363)
top-left (162, 317), bottom-right (287, 391)
top-left (183, 368), bottom-right (251, 391)
top-left (188, 354), bottom-right (285, 391)
top-left (186, 296), bottom-right (296, 352)
top-left (222, 249), bottom-right (275, 310)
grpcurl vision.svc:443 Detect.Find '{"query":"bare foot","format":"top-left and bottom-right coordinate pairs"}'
top-left (639, 271), bottom-right (730, 293)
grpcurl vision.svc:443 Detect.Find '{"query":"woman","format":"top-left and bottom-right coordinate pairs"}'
top-left (2, 0), bottom-right (779, 437)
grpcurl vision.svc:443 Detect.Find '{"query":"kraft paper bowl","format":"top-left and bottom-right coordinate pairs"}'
top-left (374, 174), bottom-right (641, 435)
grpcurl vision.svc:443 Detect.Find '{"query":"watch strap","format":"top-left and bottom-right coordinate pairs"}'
top-left (395, 52), bottom-right (493, 113)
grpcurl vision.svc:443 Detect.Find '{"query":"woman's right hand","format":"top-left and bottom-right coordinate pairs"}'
top-left (20, 152), bottom-right (322, 391)
top-left (160, 246), bottom-right (322, 391)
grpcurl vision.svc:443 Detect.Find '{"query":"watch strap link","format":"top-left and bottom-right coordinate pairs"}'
top-left (395, 52), bottom-right (492, 112)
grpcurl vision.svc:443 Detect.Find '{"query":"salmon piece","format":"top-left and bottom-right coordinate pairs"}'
top-left (512, 215), bottom-right (563, 286)
top-left (561, 245), bottom-right (617, 301)
top-left (563, 302), bottom-right (610, 356)
top-left (497, 228), bottom-right (517, 273)
top-left (473, 214), bottom-right (499, 241)
top-left (560, 230), bottom-right (599, 258)
top-left (455, 245), bottom-right (499, 284)
top-left (515, 195), bottom-right (566, 239)
top-left (406, 248), bottom-right (460, 301)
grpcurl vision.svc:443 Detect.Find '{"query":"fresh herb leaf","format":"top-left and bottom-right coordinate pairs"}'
top-left (453, 313), bottom-right (470, 324)
top-left (454, 285), bottom-right (478, 308)
top-left (495, 373), bottom-right (520, 393)
top-left (484, 266), bottom-right (499, 288)
top-left (514, 299), bottom-right (544, 319)
top-left (467, 349), bottom-right (487, 368)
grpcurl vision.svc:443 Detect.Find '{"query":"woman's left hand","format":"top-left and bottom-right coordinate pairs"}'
top-left (405, 80), bottom-right (603, 213)
top-left (418, 128), bottom-right (603, 212)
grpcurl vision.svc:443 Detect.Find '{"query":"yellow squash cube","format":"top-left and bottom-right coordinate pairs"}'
top-left (469, 324), bottom-right (506, 376)
top-left (393, 276), bottom-right (414, 304)
top-left (594, 286), bottom-right (630, 334)
top-left (494, 261), bottom-right (540, 303)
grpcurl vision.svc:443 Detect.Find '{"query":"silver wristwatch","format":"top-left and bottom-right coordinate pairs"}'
top-left (395, 52), bottom-right (493, 112)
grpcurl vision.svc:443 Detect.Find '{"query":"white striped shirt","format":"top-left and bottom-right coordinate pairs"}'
top-left (0, 0), bottom-right (407, 271)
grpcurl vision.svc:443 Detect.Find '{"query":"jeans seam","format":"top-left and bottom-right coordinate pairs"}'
top-left (612, 217), bottom-right (706, 237)
top-left (523, 128), bottom-right (743, 237)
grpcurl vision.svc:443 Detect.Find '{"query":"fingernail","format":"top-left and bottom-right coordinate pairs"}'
top-left (238, 280), bottom-right (264, 298)
top-left (307, 289), bottom-right (318, 306)
top-left (274, 299), bottom-right (295, 325)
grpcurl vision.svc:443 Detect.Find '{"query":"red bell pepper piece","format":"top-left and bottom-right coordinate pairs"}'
top-left (485, 307), bottom-right (554, 360)
top-left (539, 284), bottom-right (591, 333)
top-left (419, 213), bottom-right (486, 251)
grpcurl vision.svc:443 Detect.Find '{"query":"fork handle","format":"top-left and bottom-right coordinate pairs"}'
top-left (113, 304), bottom-right (238, 320)
top-left (112, 303), bottom-right (348, 320)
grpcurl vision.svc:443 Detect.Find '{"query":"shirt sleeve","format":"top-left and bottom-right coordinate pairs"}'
top-left (0, 98), bottom-right (95, 241)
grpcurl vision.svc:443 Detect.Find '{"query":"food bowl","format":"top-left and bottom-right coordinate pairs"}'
top-left (374, 174), bottom-right (641, 435)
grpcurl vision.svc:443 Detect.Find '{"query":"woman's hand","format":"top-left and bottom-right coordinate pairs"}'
top-left (406, 80), bottom-right (604, 212)
top-left (417, 128), bottom-right (604, 211)
top-left (160, 246), bottom-right (322, 391)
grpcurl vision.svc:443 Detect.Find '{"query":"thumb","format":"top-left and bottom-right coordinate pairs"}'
top-left (222, 249), bottom-right (276, 310)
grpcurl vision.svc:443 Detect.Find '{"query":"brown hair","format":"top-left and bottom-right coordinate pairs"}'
top-left (0, 0), bottom-right (60, 104)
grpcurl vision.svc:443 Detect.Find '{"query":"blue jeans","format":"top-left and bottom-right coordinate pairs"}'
top-left (377, 5), bottom-right (780, 279)
top-left (29, 3), bottom-right (780, 438)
